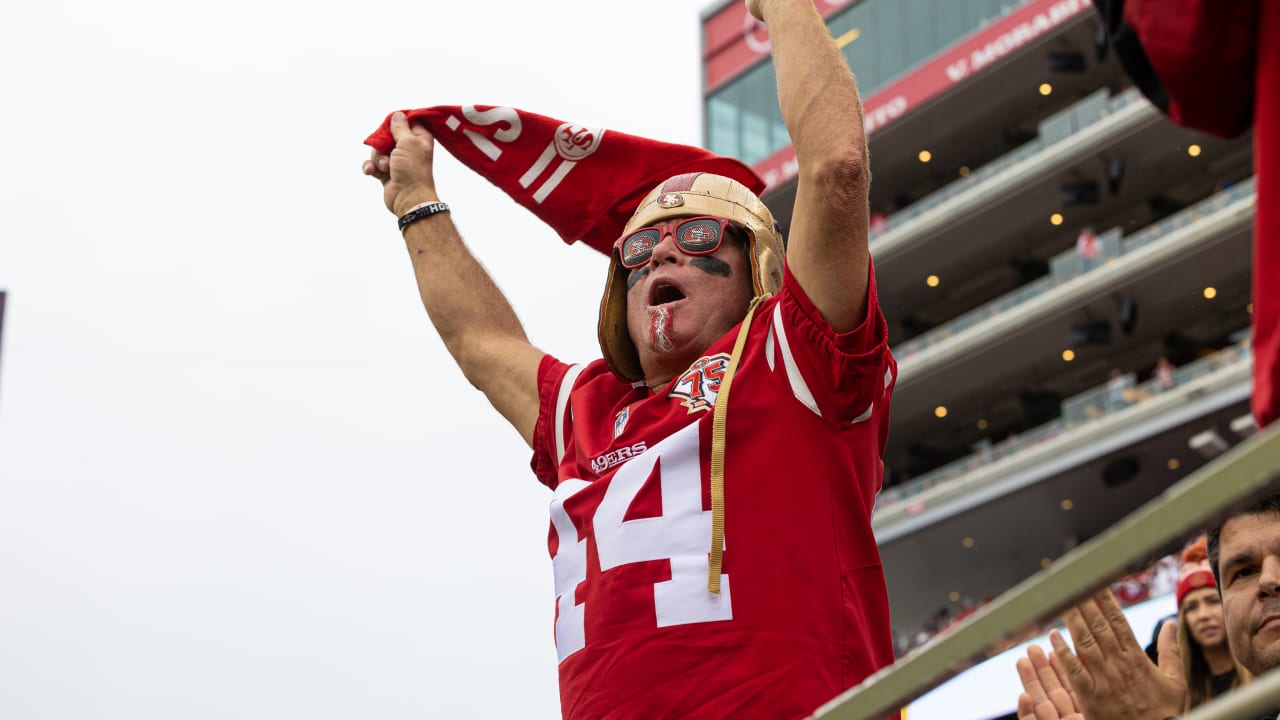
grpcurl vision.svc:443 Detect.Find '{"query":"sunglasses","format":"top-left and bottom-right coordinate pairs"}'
top-left (615, 216), bottom-right (737, 269)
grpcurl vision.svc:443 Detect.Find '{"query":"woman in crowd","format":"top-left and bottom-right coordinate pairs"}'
top-left (1175, 536), bottom-right (1252, 709)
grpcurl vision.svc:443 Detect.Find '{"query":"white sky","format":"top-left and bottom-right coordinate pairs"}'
top-left (0, 1), bottom-right (710, 718)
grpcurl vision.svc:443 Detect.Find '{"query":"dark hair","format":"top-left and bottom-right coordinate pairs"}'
top-left (1207, 493), bottom-right (1280, 583)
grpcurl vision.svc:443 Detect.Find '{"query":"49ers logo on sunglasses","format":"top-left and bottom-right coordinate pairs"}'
top-left (679, 223), bottom-right (717, 248)
top-left (616, 216), bottom-right (734, 269)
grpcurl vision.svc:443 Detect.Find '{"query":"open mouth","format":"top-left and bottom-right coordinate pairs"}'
top-left (649, 281), bottom-right (687, 307)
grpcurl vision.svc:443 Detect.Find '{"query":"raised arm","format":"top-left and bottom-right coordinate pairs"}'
top-left (749, 0), bottom-right (871, 332)
top-left (364, 112), bottom-right (544, 446)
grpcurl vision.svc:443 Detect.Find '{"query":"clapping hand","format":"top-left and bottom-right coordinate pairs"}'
top-left (1017, 644), bottom-right (1083, 720)
top-left (1015, 588), bottom-right (1185, 720)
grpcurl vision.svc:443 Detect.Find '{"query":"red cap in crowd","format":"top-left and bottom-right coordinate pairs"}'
top-left (1175, 536), bottom-right (1217, 609)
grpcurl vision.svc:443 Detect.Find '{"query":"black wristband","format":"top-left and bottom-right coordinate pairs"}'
top-left (398, 201), bottom-right (450, 231)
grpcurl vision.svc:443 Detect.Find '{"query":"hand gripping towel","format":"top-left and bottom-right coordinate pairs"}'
top-left (366, 105), bottom-right (765, 256)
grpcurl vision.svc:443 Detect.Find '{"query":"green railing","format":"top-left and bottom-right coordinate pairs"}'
top-left (816, 427), bottom-right (1280, 718)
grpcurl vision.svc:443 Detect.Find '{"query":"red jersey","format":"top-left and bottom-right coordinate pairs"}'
top-left (530, 269), bottom-right (897, 719)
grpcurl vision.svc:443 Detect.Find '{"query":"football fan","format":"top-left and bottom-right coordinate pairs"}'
top-left (361, 1), bottom-right (896, 716)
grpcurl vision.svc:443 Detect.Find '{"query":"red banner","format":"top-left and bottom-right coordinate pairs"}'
top-left (750, 0), bottom-right (1094, 190)
top-left (703, 0), bottom-right (859, 93)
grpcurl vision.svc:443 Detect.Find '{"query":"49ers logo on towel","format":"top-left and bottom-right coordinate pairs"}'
top-left (554, 123), bottom-right (603, 160)
top-left (669, 353), bottom-right (730, 414)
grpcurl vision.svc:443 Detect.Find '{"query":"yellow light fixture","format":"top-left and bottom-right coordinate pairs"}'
top-left (835, 27), bottom-right (861, 48)
top-left (958, 165), bottom-right (971, 177)
top-left (1060, 499), bottom-right (1074, 511)
top-left (1039, 83), bottom-right (1053, 96)
top-left (1168, 458), bottom-right (1181, 470)
top-left (918, 150), bottom-right (933, 163)
top-left (1050, 213), bottom-right (1064, 226)
top-left (1188, 144), bottom-right (1202, 157)
top-left (926, 274), bottom-right (940, 287)
top-left (976, 418), bottom-right (989, 430)
top-left (962, 537), bottom-right (975, 548)
top-left (949, 591), bottom-right (961, 603)
top-left (1204, 286), bottom-right (1218, 299)
top-left (935, 405), bottom-right (948, 418)
top-left (1062, 349), bottom-right (1076, 362)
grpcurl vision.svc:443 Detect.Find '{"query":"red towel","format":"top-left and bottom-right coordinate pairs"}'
top-left (1122, 0), bottom-right (1257, 138)
top-left (1253, 0), bottom-right (1278, 429)
top-left (366, 105), bottom-right (764, 256)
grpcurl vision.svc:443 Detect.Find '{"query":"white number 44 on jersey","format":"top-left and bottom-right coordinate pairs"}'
top-left (548, 423), bottom-right (732, 662)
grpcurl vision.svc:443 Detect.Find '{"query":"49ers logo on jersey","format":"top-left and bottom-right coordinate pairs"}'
top-left (669, 353), bottom-right (730, 414)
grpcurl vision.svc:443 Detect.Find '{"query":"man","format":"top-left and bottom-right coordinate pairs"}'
top-left (1209, 496), bottom-right (1280, 686)
top-left (1016, 495), bottom-right (1280, 720)
top-left (361, 1), bottom-right (895, 718)
top-left (1075, 226), bottom-right (1100, 274)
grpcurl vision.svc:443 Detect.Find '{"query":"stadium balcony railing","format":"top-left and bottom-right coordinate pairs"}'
top-left (869, 86), bottom-right (1139, 240)
top-left (893, 176), bottom-right (1257, 362)
top-left (868, 86), bottom-right (1154, 266)
top-left (893, 189), bottom-right (1255, 408)
top-left (875, 338), bottom-right (1253, 526)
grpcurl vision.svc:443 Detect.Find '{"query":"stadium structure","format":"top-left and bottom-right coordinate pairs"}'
top-left (700, 0), bottom-right (1257, 658)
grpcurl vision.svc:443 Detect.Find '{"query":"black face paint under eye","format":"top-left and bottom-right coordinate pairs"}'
top-left (627, 266), bottom-right (650, 290)
top-left (691, 256), bottom-right (733, 278)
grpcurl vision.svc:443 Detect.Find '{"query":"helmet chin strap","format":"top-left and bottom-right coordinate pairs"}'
top-left (707, 292), bottom-right (772, 594)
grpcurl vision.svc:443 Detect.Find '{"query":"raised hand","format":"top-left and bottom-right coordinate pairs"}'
top-left (1051, 589), bottom-right (1185, 720)
top-left (1016, 644), bottom-right (1084, 720)
top-left (362, 111), bottom-right (439, 216)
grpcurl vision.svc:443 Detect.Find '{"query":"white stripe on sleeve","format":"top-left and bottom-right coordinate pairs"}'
top-left (770, 304), bottom-right (822, 417)
top-left (850, 403), bottom-right (874, 424)
top-left (554, 364), bottom-right (585, 465)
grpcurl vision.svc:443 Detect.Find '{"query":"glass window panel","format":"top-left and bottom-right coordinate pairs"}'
top-left (743, 66), bottom-right (779, 121)
top-left (741, 63), bottom-right (781, 164)
top-left (935, 0), bottom-right (967, 48)
top-left (972, 0), bottom-right (1001, 28)
top-left (833, 0), bottom-right (879, 90)
top-left (706, 97), bottom-right (740, 158)
top-left (703, 0), bottom-right (1035, 163)
top-left (904, 0), bottom-right (936, 69)
top-left (741, 110), bottom-right (770, 164)
top-left (875, 0), bottom-right (907, 83)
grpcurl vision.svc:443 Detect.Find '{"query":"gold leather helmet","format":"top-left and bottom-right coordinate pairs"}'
top-left (597, 172), bottom-right (785, 382)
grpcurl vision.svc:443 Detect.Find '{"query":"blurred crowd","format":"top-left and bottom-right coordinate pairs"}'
top-left (893, 550), bottom-right (1183, 658)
